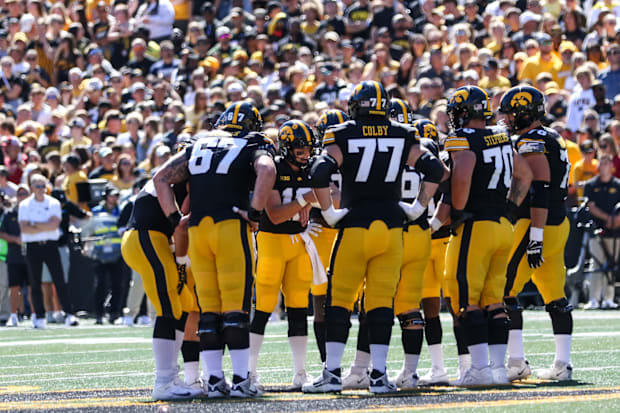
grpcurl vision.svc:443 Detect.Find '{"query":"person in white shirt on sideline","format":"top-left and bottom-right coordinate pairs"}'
top-left (18, 174), bottom-right (78, 328)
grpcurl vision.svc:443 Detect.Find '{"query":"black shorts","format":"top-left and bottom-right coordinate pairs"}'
top-left (8, 263), bottom-right (29, 287)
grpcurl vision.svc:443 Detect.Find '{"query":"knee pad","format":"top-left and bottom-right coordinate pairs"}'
top-left (182, 340), bottom-right (200, 362)
top-left (545, 297), bottom-right (573, 315)
top-left (287, 307), bottom-right (308, 337)
top-left (222, 312), bottom-right (250, 331)
top-left (546, 298), bottom-right (573, 335)
top-left (398, 311), bottom-right (424, 329)
top-left (504, 297), bottom-right (523, 330)
top-left (153, 316), bottom-right (177, 340)
top-left (487, 314), bottom-right (509, 346)
top-left (198, 312), bottom-right (221, 335)
top-left (367, 307), bottom-right (395, 345)
top-left (357, 312), bottom-right (370, 353)
top-left (424, 316), bottom-right (442, 345)
top-left (250, 310), bottom-right (270, 335)
top-left (175, 312), bottom-right (188, 332)
top-left (460, 310), bottom-right (488, 347)
top-left (325, 306), bottom-right (352, 344)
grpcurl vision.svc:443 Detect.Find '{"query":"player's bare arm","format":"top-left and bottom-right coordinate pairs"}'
top-left (524, 152), bottom-right (551, 231)
top-left (449, 149), bottom-right (476, 210)
top-left (251, 154), bottom-right (277, 211)
top-left (507, 150), bottom-right (533, 207)
top-left (153, 150), bottom-right (189, 219)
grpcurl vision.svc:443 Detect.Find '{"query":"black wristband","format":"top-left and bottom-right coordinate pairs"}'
top-left (248, 206), bottom-right (262, 222)
top-left (167, 211), bottom-right (182, 228)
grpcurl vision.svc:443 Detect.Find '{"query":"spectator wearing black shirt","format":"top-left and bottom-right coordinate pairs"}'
top-left (583, 154), bottom-right (620, 309)
top-left (89, 147), bottom-right (116, 181)
top-left (592, 81), bottom-right (614, 132)
top-left (0, 187), bottom-right (29, 327)
top-left (128, 39), bottom-right (156, 76)
top-left (313, 63), bottom-right (347, 106)
top-left (345, 0), bottom-right (371, 39)
top-left (319, 0), bottom-right (346, 36)
top-left (149, 41), bottom-right (180, 81)
top-left (417, 48), bottom-right (454, 90)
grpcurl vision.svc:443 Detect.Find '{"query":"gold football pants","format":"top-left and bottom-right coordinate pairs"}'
top-left (121, 229), bottom-right (187, 319)
top-left (255, 231), bottom-right (313, 312)
top-left (393, 225), bottom-right (431, 315)
top-left (328, 220), bottom-right (403, 312)
top-left (188, 217), bottom-right (254, 313)
top-left (505, 218), bottom-right (569, 303)
top-left (445, 218), bottom-right (513, 314)
top-left (422, 237), bottom-right (449, 299)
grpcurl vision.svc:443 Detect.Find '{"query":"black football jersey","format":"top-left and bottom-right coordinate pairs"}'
top-left (259, 157), bottom-right (312, 234)
top-left (514, 126), bottom-right (570, 225)
top-left (402, 138), bottom-right (440, 230)
top-left (185, 130), bottom-right (274, 226)
top-left (309, 168), bottom-right (342, 226)
top-left (128, 179), bottom-right (188, 238)
top-left (322, 118), bottom-right (418, 228)
top-left (445, 125), bottom-right (513, 221)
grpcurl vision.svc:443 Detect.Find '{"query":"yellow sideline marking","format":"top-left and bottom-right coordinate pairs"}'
top-left (0, 386), bottom-right (39, 394)
top-left (296, 392), bottom-right (620, 413)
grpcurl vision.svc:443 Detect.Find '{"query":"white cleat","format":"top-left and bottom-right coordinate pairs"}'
top-left (53, 311), bottom-right (65, 324)
top-left (601, 299), bottom-right (618, 309)
top-left (186, 378), bottom-right (206, 396)
top-left (418, 367), bottom-right (449, 386)
top-left (152, 377), bottom-right (202, 401)
top-left (121, 315), bottom-right (134, 326)
top-left (65, 314), bottom-right (79, 327)
top-left (453, 366), bottom-right (494, 387)
top-left (302, 368), bottom-right (342, 393)
top-left (536, 361), bottom-right (573, 381)
top-left (291, 370), bottom-right (308, 390)
top-left (32, 315), bottom-right (46, 329)
top-left (341, 368), bottom-right (369, 390)
top-left (507, 358), bottom-right (531, 381)
top-left (249, 371), bottom-right (264, 392)
top-left (137, 315), bottom-right (152, 325)
top-left (205, 375), bottom-right (230, 398)
top-left (369, 369), bottom-right (397, 394)
top-left (395, 368), bottom-right (419, 389)
top-left (491, 367), bottom-right (509, 384)
top-left (584, 299), bottom-right (600, 310)
top-left (6, 314), bottom-right (19, 327)
top-left (230, 374), bottom-right (262, 398)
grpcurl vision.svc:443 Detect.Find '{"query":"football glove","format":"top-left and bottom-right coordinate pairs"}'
top-left (321, 205), bottom-right (349, 227)
top-left (527, 227), bottom-right (544, 269)
top-left (305, 222), bottom-right (323, 237)
top-left (450, 209), bottom-right (474, 236)
top-left (399, 200), bottom-right (425, 222)
top-left (506, 199), bottom-right (519, 225)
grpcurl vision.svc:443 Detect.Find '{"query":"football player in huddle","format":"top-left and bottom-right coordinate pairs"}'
top-left (249, 120), bottom-right (322, 390)
top-left (154, 102), bottom-right (276, 398)
top-left (499, 86), bottom-right (574, 381)
top-left (121, 163), bottom-right (202, 401)
top-left (444, 86), bottom-right (532, 386)
top-left (311, 110), bottom-right (348, 365)
top-left (303, 81), bottom-right (447, 394)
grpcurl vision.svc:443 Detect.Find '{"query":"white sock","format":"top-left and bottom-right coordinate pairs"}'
top-left (403, 353), bottom-right (419, 373)
top-left (554, 334), bottom-right (572, 365)
top-left (508, 329), bottom-right (525, 360)
top-left (289, 335), bottom-right (308, 374)
top-left (369, 344), bottom-right (389, 373)
top-left (489, 344), bottom-right (507, 369)
top-left (468, 343), bottom-right (489, 370)
top-left (428, 344), bottom-right (445, 372)
top-left (351, 350), bottom-right (370, 374)
top-left (249, 333), bottom-right (264, 374)
top-left (230, 348), bottom-right (249, 379)
top-left (200, 349), bottom-right (223, 379)
top-left (326, 342), bottom-right (346, 372)
top-left (175, 330), bottom-right (184, 355)
top-left (184, 361), bottom-right (199, 384)
top-left (153, 338), bottom-right (176, 384)
top-left (458, 354), bottom-right (471, 372)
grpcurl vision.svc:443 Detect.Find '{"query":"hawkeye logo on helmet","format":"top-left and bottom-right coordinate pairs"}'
top-left (424, 124), bottom-right (437, 139)
top-left (510, 92), bottom-right (533, 108)
top-left (450, 89), bottom-right (469, 105)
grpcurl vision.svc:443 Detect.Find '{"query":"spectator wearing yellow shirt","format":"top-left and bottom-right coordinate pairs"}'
top-left (518, 34), bottom-right (562, 84)
top-left (60, 118), bottom-right (92, 156)
top-left (574, 140), bottom-right (599, 199)
top-left (61, 154), bottom-right (88, 205)
top-left (478, 59), bottom-right (511, 90)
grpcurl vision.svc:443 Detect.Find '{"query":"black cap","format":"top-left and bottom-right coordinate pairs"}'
top-left (485, 58), bottom-right (499, 70)
top-left (104, 184), bottom-right (120, 197)
top-left (580, 140), bottom-right (594, 153)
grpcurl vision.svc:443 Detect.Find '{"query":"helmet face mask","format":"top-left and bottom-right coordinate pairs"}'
top-left (388, 98), bottom-right (414, 125)
top-left (215, 101), bottom-right (263, 135)
top-left (278, 120), bottom-right (316, 169)
top-left (447, 86), bottom-right (493, 130)
top-left (499, 86), bottom-right (546, 134)
top-left (348, 81), bottom-right (388, 120)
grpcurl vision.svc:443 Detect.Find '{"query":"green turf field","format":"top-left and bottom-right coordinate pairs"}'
top-left (1, 310), bottom-right (619, 412)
